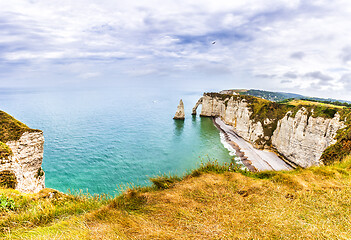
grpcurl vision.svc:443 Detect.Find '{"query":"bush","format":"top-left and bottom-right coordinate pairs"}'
top-left (0, 195), bottom-right (15, 211)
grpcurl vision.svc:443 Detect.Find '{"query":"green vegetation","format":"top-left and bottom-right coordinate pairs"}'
top-left (287, 99), bottom-right (345, 109)
top-left (0, 142), bottom-right (12, 160)
top-left (35, 167), bottom-right (45, 179)
top-left (321, 127), bottom-right (351, 165)
top-left (0, 188), bottom-right (107, 237)
top-left (0, 195), bottom-right (15, 211)
top-left (2, 158), bottom-right (351, 239)
top-left (0, 110), bottom-right (41, 160)
top-left (237, 89), bottom-right (304, 102)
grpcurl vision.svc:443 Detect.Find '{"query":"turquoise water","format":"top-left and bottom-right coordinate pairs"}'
top-left (0, 88), bottom-right (232, 194)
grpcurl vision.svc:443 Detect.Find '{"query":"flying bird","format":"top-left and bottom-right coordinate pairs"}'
top-left (212, 41), bottom-right (216, 45)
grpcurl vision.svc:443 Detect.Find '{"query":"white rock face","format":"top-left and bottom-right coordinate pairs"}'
top-left (197, 95), bottom-right (264, 143)
top-left (193, 93), bottom-right (346, 167)
top-left (272, 109), bottom-right (345, 167)
top-left (174, 99), bottom-right (185, 119)
top-left (0, 132), bottom-right (45, 193)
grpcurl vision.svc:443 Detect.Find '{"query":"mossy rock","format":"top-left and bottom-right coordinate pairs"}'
top-left (0, 170), bottom-right (17, 189)
top-left (0, 110), bottom-right (41, 143)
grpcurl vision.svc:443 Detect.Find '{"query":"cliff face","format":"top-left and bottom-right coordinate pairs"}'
top-left (194, 94), bottom-right (265, 144)
top-left (0, 111), bottom-right (45, 193)
top-left (271, 110), bottom-right (344, 167)
top-left (193, 93), bottom-right (347, 167)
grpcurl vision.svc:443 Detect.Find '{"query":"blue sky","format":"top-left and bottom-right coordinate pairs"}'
top-left (1, 0), bottom-right (351, 99)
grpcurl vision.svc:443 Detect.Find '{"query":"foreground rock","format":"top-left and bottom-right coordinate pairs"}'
top-left (0, 111), bottom-right (45, 193)
top-left (174, 99), bottom-right (185, 120)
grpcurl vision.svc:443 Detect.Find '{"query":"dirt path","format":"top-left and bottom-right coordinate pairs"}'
top-left (213, 117), bottom-right (294, 172)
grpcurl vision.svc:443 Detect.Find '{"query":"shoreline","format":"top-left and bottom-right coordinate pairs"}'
top-left (212, 117), bottom-right (294, 172)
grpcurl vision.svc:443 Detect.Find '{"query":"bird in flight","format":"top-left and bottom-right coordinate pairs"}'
top-left (212, 41), bottom-right (216, 44)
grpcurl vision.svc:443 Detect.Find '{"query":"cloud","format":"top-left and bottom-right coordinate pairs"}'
top-left (290, 51), bottom-right (305, 60)
top-left (340, 46), bottom-right (351, 63)
top-left (283, 72), bottom-right (298, 79)
top-left (79, 72), bottom-right (100, 79)
top-left (340, 73), bottom-right (351, 89)
top-left (254, 74), bottom-right (276, 78)
top-left (304, 71), bottom-right (333, 82)
top-left (281, 79), bottom-right (292, 83)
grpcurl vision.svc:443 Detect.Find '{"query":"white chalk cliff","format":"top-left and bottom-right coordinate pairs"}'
top-left (193, 93), bottom-right (346, 167)
top-left (1, 131), bottom-right (45, 193)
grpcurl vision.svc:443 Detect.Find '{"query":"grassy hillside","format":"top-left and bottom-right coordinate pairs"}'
top-left (287, 99), bottom-right (345, 109)
top-left (227, 89), bottom-right (351, 105)
top-left (2, 158), bottom-right (351, 239)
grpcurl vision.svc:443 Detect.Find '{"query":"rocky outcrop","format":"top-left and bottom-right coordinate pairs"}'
top-left (1, 131), bottom-right (45, 193)
top-left (193, 93), bottom-right (347, 167)
top-left (174, 99), bottom-right (185, 120)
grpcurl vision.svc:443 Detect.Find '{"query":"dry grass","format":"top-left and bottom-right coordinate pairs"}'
top-left (4, 158), bottom-right (351, 239)
top-left (287, 99), bottom-right (345, 109)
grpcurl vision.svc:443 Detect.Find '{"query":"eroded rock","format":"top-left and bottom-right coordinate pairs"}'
top-left (174, 99), bottom-right (185, 120)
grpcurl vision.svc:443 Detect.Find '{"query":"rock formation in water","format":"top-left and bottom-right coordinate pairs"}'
top-left (192, 92), bottom-right (349, 167)
top-left (174, 99), bottom-right (185, 120)
top-left (0, 111), bottom-right (45, 193)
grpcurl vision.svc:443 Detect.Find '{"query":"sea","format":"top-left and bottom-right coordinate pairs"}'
top-left (0, 87), bottom-right (235, 195)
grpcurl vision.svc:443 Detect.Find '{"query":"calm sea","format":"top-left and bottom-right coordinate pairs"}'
top-left (0, 87), bottom-right (233, 194)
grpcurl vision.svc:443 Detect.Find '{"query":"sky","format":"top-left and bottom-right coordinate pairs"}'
top-left (1, 0), bottom-right (351, 99)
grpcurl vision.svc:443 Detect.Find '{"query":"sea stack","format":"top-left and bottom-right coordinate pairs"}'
top-left (173, 99), bottom-right (185, 120)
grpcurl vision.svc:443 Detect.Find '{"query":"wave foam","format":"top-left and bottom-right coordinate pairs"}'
top-left (219, 132), bottom-right (242, 164)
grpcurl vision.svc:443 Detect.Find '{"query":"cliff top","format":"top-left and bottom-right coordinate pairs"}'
top-left (0, 110), bottom-right (41, 158)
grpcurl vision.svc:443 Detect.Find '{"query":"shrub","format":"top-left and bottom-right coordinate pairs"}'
top-left (0, 170), bottom-right (17, 189)
top-left (0, 195), bottom-right (15, 211)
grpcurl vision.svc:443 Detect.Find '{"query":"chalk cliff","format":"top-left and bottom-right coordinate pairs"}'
top-left (193, 93), bottom-right (348, 167)
top-left (0, 111), bottom-right (45, 193)
top-left (174, 99), bottom-right (185, 120)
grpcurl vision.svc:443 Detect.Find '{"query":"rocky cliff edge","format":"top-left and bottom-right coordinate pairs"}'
top-left (0, 110), bottom-right (45, 193)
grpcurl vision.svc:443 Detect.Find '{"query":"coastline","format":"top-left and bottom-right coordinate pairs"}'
top-left (212, 117), bottom-right (294, 172)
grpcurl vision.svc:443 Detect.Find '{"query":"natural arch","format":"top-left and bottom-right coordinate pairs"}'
top-left (192, 97), bottom-right (203, 115)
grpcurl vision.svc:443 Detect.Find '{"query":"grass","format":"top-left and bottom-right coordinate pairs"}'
top-left (0, 188), bottom-right (108, 238)
top-left (287, 99), bottom-right (346, 109)
top-left (2, 158), bottom-right (351, 239)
